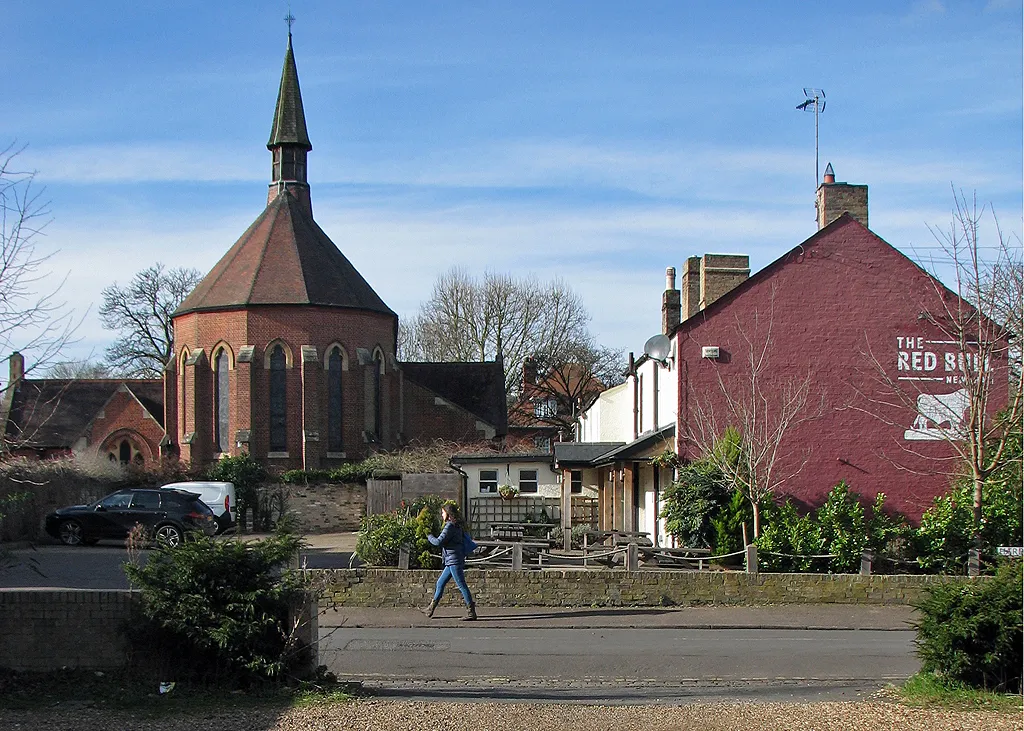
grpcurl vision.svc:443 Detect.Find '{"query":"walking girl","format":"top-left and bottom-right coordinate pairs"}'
top-left (424, 503), bottom-right (477, 621)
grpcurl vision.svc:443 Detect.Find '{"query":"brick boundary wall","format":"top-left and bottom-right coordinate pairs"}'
top-left (0, 589), bottom-right (137, 671)
top-left (315, 568), bottom-right (977, 609)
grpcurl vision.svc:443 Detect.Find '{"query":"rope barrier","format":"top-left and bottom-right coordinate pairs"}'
top-left (760, 551), bottom-right (837, 560)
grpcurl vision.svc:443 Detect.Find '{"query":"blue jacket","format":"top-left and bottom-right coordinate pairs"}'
top-left (428, 521), bottom-right (466, 566)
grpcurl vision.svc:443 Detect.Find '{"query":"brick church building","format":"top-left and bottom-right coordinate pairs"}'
top-left (0, 35), bottom-right (507, 470)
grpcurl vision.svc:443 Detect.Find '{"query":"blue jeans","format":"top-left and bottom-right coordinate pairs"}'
top-left (433, 563), bottom-right (474, 605)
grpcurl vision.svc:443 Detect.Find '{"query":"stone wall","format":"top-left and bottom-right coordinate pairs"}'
top-left (280, 482), bottom-right (367, 533)
top-left (317, 568), bottom-right (973, 608)
top-left (0, 589), bottom-right (136, 671)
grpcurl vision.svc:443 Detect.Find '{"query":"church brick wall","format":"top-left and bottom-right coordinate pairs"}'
top-left (86, 388), bottom-right (164, 464)
top-left (172, 306), bottom-right (402, 469)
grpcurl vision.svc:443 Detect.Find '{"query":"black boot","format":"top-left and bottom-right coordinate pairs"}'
top-left (423, 599), bottom-right (438, 619)
top-left (461, 602), bottom-right (477, 621)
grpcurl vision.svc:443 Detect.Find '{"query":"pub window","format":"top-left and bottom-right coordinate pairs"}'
top-left (327, 348), bottom-right (343, 452)
top-left (518, 469), bottom-right (539, 494)
top-left (269, 345), bottom-right (287, 451)
top-left (214, 349), bottom-right (230, 454)
top-left (570, 470), bottom-right (583, 494)
top-left (479, 469), bottom-right (498, 494)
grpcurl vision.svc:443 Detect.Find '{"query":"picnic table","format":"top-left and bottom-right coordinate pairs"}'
top-left (636, 545), bottom-right (713, 569)
top-left (470, 538), bottom-right (552, 568)
top-left (583, 529), bottom-right (653, 550)
top-left (489, 522), bottom-right (559, 544)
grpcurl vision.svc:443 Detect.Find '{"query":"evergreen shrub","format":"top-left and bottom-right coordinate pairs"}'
top-left (123, 531), bottom-right (309, 686)
top-left (914, 560), bottom-right (1023, 692)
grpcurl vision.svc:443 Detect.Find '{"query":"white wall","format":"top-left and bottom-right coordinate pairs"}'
top-left (577, 341), bottom-right (678, 443)
top-left (463, 461), bottom-right (597, 499)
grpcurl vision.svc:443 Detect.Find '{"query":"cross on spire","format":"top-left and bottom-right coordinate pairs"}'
top-left (285, 9), bottom-right (295, 35)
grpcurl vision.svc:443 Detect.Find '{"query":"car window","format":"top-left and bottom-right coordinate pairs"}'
top-left (190, 499), bottom-right (214, 515)
top-left (99, 492), bottom-right (132, 509)
top-left (130, 491), bottom-right (162, 509)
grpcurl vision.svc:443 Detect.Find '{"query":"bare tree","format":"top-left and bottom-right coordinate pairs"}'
top-left (864, 190), bottom-right (1022, 546)
top-left (46, 360), bottom-right (110, 379)
top-left (99, 263), bottom-right (202, 378)
top-left (509, 338), bottom-right (624, 439)
top-left (0, 143), bottom-right (76, 388)
top-left (684, 290), bottom-right (822, 537)
top-left (399, 267), bottom-right (596, 396)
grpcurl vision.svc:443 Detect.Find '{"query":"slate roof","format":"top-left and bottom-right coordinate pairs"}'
top-left (174, 191), bottom-right (396, 317)
top-left (3, 379), bottom-right (163, 449)
top-left (592, 423), bottom-right (675, 464)
top-left (268, 34), bottom-right (311, 151)
top-left (553, 441), bottom-right (626, 466)
top-left (401, 361), bottom-right (508, 435)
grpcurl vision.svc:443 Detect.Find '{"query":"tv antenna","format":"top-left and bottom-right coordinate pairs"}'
top-left (796, 88), bottom-right (826, 189)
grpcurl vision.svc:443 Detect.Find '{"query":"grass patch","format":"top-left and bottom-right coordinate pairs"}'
top-left (0, 668), bottom-right (360, 715)
top-left (898, 671), bottom-right (1023, 713)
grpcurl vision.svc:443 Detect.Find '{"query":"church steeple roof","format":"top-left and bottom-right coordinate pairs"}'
top-left (268, 33), bottom-right (312, 152)
top-left (173, 32), bottom-right (394, 320)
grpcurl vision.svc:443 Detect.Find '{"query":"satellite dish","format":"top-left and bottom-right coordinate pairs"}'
top-left (643, 334), bottom-right (671, 364)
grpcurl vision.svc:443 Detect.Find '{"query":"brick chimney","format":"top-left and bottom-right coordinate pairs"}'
top-left (522, 357), bottom-right (538, 387)
top-left (8, 351), bottom-right (24, 385)
top-left (816, 162), bottom-right (868, 230)
top-left (681, 256), bottom-right (702, 319)
top-left (681, 254), bottom-right (749, 319)
top-left (662, 267), bottom-right (681, 335)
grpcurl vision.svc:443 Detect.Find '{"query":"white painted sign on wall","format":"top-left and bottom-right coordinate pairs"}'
top-left (896, 336), bottom-right (979, 441)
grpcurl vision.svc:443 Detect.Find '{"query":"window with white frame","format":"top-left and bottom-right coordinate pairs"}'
top-left (534, 436), bottom-right (551, 451)
top-left (570, 470), bottom-right (583, 494)
top-left (518, 469), bottom-right (539, 493)
top-left (479, 469), bottom-right (498, 494)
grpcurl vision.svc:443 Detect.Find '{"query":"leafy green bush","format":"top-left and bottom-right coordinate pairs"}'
top-left (279, 462), bottom-right (376, 485)
top-left (914, 560), bottom-right (1022, 692)
top-left (354, 512), bottom-right (417, 566)
top-left (815, 482), bottom-right (867, 573)
top-left (660, 460), bottom-right (731, 548)
top-left (865, 492), bottom-right (917, 570)
top-left (711, 489), bottom-right (753, 556)
top-left (756, 500), bottom-right (822, 572)
top-left (123, 531), bottom-right (308, 686)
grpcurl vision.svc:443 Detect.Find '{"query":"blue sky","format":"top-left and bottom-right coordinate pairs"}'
top-left (4, 1), bottom-right (1022, 368)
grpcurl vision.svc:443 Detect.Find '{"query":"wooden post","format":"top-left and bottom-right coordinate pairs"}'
top-left (398, 544), bottom-right (410, 570)
top-left (627, 542), bottom-right (638, 571)
top-left (623, 463), bottom-right (635, 532)
top-left (561, 468), bottom-right (573, 549)
top-left (512, 543), bottom-right (523, 571)
top-left (745, 543), bottom-right (758, 574)
top-left (860, 551), bottom-right (873, 576)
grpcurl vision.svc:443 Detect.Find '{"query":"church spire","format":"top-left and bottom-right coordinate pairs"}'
top-left (267, 25), bottom-right (312, 208)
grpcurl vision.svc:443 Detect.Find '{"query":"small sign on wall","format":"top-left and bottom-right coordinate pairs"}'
top-left (996, 546), bottom-right (1023, 558)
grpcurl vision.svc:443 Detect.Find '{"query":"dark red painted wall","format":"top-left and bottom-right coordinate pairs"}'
top-left (674, 216), bottom-right (1007, 522)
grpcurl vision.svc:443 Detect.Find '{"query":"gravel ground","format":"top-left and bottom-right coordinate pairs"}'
top-left (0, 699), bottom-right (1020, 731)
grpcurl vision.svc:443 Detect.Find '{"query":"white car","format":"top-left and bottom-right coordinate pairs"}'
top-left (160, 481), bottom-right (236, 534)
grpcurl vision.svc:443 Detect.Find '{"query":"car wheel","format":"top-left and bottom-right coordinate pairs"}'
top-left (154, 524), bottom-right (183, 547)
top-left (58, 519), bottom-right (85, 546)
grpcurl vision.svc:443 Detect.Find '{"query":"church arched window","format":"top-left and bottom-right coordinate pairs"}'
top-left (214, 349), bottom-right (230, 453)
top-left (269, 344), bottom-right (287, 452)
top-left (119, 440), bottom-right (132, 465)
top-left (372, 349), bottom-right (384, 441)
top-left (327, 347), bottom-right (343, 452)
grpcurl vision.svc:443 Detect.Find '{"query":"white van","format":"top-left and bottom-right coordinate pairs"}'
top-left (160, 481), bottom-right (236, 534)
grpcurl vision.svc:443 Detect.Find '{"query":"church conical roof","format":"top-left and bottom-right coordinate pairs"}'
top-left (268, 34), bottom-right (311, 151)
top-left (173, 191), bottom-right (395, 317)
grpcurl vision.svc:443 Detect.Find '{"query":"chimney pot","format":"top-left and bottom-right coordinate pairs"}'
top-left (823, 162), bottom-right (835, 184)
top-left (665, 267), bottom-right (676, 290)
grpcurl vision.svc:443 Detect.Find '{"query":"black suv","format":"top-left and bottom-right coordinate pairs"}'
top-left (45, 488), bottom-right (217, 547)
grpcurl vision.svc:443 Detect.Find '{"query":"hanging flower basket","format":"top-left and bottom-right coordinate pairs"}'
top-left (497, 484), bottom-right (518, 500)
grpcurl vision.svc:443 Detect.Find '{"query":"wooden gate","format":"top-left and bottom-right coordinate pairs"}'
top-left (366, 478), bottom-right (403, 516)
